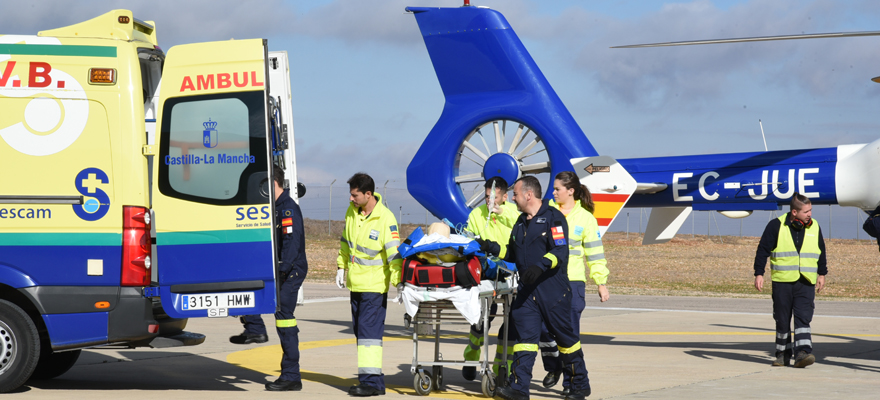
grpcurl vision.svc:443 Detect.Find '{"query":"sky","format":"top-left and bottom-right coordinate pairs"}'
top-left (3, 0), bottom-right (879, 238)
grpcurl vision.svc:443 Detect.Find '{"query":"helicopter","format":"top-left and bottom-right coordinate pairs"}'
top-left (404, 3), bottom-right (880, 244)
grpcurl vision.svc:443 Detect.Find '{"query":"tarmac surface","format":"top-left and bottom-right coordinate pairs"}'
top-left (18, 283), bottom-right (880, 399)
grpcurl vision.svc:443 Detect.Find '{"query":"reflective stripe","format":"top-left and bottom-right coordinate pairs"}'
top-left (569, 249), bottom-right (582, 257)
top-left (776, 344), bottom-right (787, 351)
top-left (388, 253), bottom-right (402, 261)
top-left (776, 332), bottom-right (790, 339)
top-left (795, 339), bottom-right (812, 347)
top-left (800, 252), bottom-right (820, 260)
top-left (351, 256), bottom-right (384, 266)
top-left (794, 327), bottom-right (811, 335)
top-left (569, 239), bottom-right (582, 247)
top-left (587, 253), bottom-right (605, 262)
top-left (771, 264), bottom-right (800, 271)
top-left (385, 240), bottom-right (400, 250)
top-left (469, 342), bottom-right (482, 351)
top-left (276, 318), bottom-right (297, 328)
top-left (513, 343), bottom-right (539, 352)
top-left (496, 346), bottom-right (514, 354)
top-left (539, 341), bottom-right (557, 348)
top-left (358, 367), bottom-right (382, 375)
top-left (544, 253), bottom-right (558, 269)
top-left (357, 244), bottom-right (381, 257)
top-left (358, 343), bottom-right (383, 370)
top-left (558, 341), bottom-right (581, 354)
top-left (799, 266), bottom-right (818, 273)
top-left (341, 237), bottom-right (351, 246)
top-left (771, 251), bottom-right (799, 258)
top-left (584, 240), bottom-right (603, 249)
top-left (542, 351), bottom-right (560, 357)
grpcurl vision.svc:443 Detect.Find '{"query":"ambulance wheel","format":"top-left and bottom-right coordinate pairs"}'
top-left (454, 119), bottom-right (551, 210)
top-left (0, 300), bottom-right (40, 393)
top-left (432, 366), bottom-right (443, 390)
top-left (481, 373), bottom-right (496, 397)
top-left (414, 371), bottom-right (432, 396)
top-left (29, 349), bottom-right (81, 380)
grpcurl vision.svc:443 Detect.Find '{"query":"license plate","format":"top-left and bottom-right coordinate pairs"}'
top-left (181, 292), bottom-right (255, 310)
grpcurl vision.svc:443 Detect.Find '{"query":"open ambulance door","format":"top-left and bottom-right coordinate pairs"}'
top-left (151, 39), bottom-right (279, 319)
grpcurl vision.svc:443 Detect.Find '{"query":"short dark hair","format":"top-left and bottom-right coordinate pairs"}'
top-left (273, 164), bottom-right (285, 188)
top-left (484, 176), bottom-right (509, 193)
top-left (791, 192), bottom-right (811, 211)
top-left (347, 172), bottom-right (375, 195)
top-left (515, 175), bottom-right (542, 199)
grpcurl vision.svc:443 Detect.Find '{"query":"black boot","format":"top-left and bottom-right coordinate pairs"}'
top-left (349, 383), bottom-right (385, 396)
top-left (229, 332), bottom-right (268, 344)
top-left (542, 370), bottom-right (562, 388)
top-left (265, 378), bottom-right (302, 391)
top-left (564, 388), bottom-right (591, 400)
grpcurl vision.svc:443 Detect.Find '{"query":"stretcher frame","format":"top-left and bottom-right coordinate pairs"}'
top-left (405, 278), bottom-right (515, 397)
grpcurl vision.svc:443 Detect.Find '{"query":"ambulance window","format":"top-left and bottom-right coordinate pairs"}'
top-left (158, 91), bottom-right (268, 205)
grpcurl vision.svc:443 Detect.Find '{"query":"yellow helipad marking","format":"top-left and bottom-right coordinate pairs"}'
top-left (228, 331), bottom-right (879, 398)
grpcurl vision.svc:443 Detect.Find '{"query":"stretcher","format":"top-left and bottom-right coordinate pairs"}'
top-left (402, 273), bottom-right (516, 397)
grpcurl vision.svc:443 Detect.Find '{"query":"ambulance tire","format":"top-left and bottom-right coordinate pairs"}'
top-left (29, 349), bottom-right (81, 380)
top-left (0, 300), bottom-right (40, 393)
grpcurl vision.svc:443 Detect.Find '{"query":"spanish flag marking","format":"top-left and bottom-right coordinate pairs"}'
top-left (282, 217), bottom-right (293, 227)
top-left (592, 193), bottom-right (630, 227)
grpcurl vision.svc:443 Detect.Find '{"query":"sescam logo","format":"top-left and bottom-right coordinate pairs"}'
top-left (0, 36), bottom-right (89, 156)
top-left (73, 168), bottom-right (110, 221)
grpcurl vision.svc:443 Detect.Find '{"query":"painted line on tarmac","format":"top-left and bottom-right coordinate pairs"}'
top-left (303, 297), bottom-right (350, 304)
top-left (584, 305), bottom-right (880, 319)
top-left (228, 330), bottom-right (878, 398)
top-left (228, 334), bottom-right (497, 399)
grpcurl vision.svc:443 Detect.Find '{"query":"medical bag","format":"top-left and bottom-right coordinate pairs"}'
top-left (402, 256), bottom-right (482, 288)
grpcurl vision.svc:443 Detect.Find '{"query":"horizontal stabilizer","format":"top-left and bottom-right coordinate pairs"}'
top-left (642, 206), bottom-right (692, 245)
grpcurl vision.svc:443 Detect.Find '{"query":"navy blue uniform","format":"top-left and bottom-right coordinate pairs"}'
top-left (499, 200), bottom-right (590, 396)
top-left (241, 189), bottom-right (307, 381)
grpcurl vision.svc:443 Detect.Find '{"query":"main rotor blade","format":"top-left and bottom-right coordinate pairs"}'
top-left (613, 30), bottom-right (880, 48)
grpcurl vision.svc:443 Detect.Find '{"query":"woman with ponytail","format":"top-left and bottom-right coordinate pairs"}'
top-left (537, 170), bottom-right (610, 394)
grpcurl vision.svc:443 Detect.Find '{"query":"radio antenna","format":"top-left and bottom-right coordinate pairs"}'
top-left (759, 119), bottom-right (768, 151)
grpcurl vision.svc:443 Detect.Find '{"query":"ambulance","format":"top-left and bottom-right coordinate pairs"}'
top-left (0, 10), bottom-right (301, 391)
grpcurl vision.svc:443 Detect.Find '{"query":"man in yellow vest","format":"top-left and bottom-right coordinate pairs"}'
top-left (461, 177), bottom-right (518, 381)
top-left (753, 193), bottom-right (826, 368)
top-left (336, 173), bottom-right (403, 396)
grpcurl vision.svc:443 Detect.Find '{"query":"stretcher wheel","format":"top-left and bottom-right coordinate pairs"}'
top-left (414, 371), bottom-right (432, 396)
top-left (481, 373), bottom-right (496, 397)
top-left (432, 366), bottom-right (443, 390)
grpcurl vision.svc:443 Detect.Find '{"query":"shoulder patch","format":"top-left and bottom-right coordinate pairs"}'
top-left (574, 225), bottom-right (584, 236)
top-left (551, 225), bottom-right (566, 245)
top-left (390, 225), bottom-right (399, 240)
top-left (283, 209), bottom-right (292, 217)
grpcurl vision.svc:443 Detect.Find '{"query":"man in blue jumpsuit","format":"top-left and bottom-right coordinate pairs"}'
top-left (478, 176), bottom-right (591, 400)
top-left (230, 165), bottom-right (308, 391)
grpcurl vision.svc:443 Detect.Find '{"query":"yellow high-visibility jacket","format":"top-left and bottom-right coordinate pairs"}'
top-left (337, 194), bottom-right (402, 293)
top-left (467, 201), bottom-right (519, 244)
top-left (550, 200), bottom-right (608, 284)
top-left (770, 215), bottom-right (820, 284)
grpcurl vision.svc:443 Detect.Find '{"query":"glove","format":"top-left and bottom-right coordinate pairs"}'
top-left (519, 265), bottom-right (544, 285)
top-left (335, 269), bottom-right (345, 289)
top-left (392, 283), bottom-right (405, 303)
top-left (475, 238), bottom-right (499, 255)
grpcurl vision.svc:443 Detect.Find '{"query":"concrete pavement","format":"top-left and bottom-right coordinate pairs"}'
top-left (19, 283), bottom-right (880, 399)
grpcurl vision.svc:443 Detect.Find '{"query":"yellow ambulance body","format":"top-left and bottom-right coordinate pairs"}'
top-left (0, 10), bottom-right (294, 391)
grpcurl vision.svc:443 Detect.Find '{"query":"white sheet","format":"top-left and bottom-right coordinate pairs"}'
top-left (397, 280), bottom-right (510, 325)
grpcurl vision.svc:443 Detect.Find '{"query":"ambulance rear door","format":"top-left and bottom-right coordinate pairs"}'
top-left (152, 39), bottom-right (279, 319)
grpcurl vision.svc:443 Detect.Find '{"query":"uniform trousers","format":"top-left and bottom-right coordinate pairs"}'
top-left (772, 276), bottom-right (815, 357)
top-left (540, 280), bottom-right (586, 389)
top-left (508, 291), bottom-right (590, 396)
top-left (351, 292), bottom-right (387, 390)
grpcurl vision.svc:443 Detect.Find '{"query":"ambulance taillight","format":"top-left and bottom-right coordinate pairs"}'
top-left (122, 206), bottom-right (151, 286)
